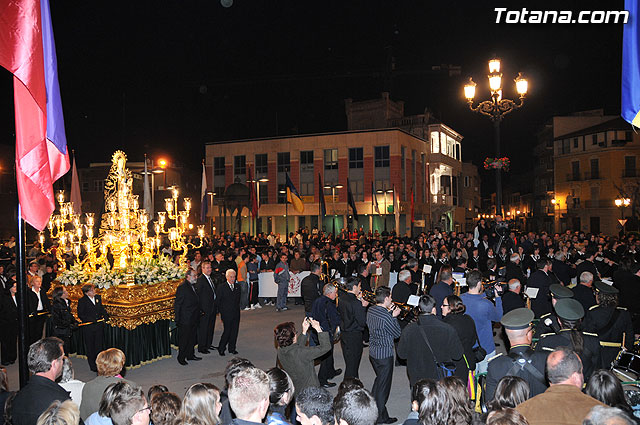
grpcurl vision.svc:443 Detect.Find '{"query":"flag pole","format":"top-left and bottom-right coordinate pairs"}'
top-left (16, 202), bottom-right (29, 388)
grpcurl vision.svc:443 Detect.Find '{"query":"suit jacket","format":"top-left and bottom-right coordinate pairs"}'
top-left (369, 259), bottom-right (391, 287)
top-left (174, 279), bottom-right (201, 325)
top-left (392, 282), bottom-right (417, 304)
top-left (337, 292), bottom-right (366, 333)
top-left (77, 294), bottom-right (108, 324)
top-left (196, 274), bottom-right (217, 315)
top-left (28, 289), bottom-right (50, 314)
top-left (527, 270), bottom-right (553, 318)
top-left (300, 274), bottom-right (322, 313)
top-left (516, 384), bottom-right (604, 425)
top-left (551, 259), bottom-right (574, 286)
top-left (217, 281), bottom-right (241, 319)
top-left (0, 293), bottom-right (17, 326)
top-left (12, 375), bottom-right (70, 425)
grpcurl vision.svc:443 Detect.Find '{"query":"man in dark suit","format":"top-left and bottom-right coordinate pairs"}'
top-left (505, 254), bottom-right (527, 286)
top-left (77, 283), bottom-right (109, 372)
top-left (11, 337), bottom-right (70, 425)
top-left (0, 281), bottom-right (18, 365)
top-left (301, 262), bottom-right (323, 316)
top-left (217, 268), bottom-right (242, 356)
top-left (575, 248), bottom-right (600, 281)
top-left (196, 260), bottom-right (217, 354)
top-left (174, 269), bottom-right (202, 365)
top-left (527, 258), bottom-right (554, 318)
top-left (337, 278), bottom-right (368, 379)
top-left (551, 251), bottom-right (575, 286)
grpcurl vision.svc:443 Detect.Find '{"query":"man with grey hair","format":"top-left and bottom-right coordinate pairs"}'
top-left (552, 250), bottom-right (575, 286)
top-left (392, 270), bottom-right (417, 316)
top-left (506, 252), bottom-right (526, 286)
top-left (311, 283), bottom-right (342, 387)
top-left (59, 356), bottom-right (85, 407)
top-left (229, 367), bottom-right (271, 425)
top-left (217, 268), bottom-right (242, 356)
top-left (11, 337), bottom-right (70, 425)
top-left (517, 347), bottom-right (604, 424)
top-left (502, 278), bottom-right (526, 315)
top-left (573, 271), bottom-right (596, 311)
top-left (583, 405), bottom-right (635, 425)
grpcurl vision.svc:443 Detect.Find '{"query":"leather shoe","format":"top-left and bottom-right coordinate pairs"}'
top-left (321, 382), bottom-right (336, 388)
top-left (377, 418), bottom-right (397, 424)
top-left (230, 350), bottom-right (238, 355)
top-left (198, 349), bottom-right (210, 354)
top-left (331, 368), bottom-right (342, 378)
top-left (178, 358), bottom-right (188, 366)
top-left (218, 350), bottom-right (226, 356)
top-left (187, 356), bottom-right (202, 361)
top-left (209, 345), bottom-right (218, 350)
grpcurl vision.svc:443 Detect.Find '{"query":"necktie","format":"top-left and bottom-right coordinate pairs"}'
top-left (206, 275), bottom-right (215, 299)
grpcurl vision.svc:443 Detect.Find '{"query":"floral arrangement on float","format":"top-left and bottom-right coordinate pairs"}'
top-left (484, 157), bottom-right (510, 172)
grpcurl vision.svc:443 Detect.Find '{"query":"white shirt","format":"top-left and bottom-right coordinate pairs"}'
top-left (32, 288), bottom-right (43, 311)
top-left (88, 296), bottom-right (96, 305)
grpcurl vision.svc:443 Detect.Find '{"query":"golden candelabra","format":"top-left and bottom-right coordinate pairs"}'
top-left (41, 150), bottom-right (204, 274)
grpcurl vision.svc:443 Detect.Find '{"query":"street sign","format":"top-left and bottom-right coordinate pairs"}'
top-left (619, 219), bottom-right (628, 226)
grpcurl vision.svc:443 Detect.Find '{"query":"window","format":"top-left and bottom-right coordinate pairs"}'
top-left (573, 138), bottom-right (579, 148)
top-left (214, 157), bottom-right (225, 176)
top-left (572, 161), bottom-right (580, 180)
top-left (324, 149), bottom-right (338, 170)
top-left (277, 152), bottom-right (290, 173)
top-left (93, 180), bottom-right (104, 192)
top-left (464, 176), bottom-right (470, 187)
top-left (590, 159), bottom-right (599, 179)
top-left (300, 182), bottom-right (314, 196)
top-left (626, 131), bottom-right (633, 141)
top-left (300, 151), bottom-right (314, 172)
top-left (255, 154), bottom-right (268, 174)
top-left (277, 184), bottom-right (286, 203)
top-left (375, 146), bottom-right (390, 167)
top-left (592, 134), bottom-right (597, 145)
top-left (349, 148), bottom-right (363, 169)
top-left (625, 156), bottom-right (636, 177)
top-left (349, 179), bottom-right (364, 201)
top-left (234, 155), bottom-right (246, 176)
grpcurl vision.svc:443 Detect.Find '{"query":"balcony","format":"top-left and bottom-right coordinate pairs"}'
top-left (584, 199), bottom-right (613, 208)
top-left (432, 194), bottom-right (452, 206)
top-left (623, 169), bottom-right (637, 178)
top-left (583, 171), bottom-right (601, 180)
top-left (566, 173), bottom-right (582, 182)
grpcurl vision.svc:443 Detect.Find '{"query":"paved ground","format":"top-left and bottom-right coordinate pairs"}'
top-left (5, 304), bottom-right (507, 423)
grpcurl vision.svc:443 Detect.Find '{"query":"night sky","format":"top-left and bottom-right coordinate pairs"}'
top-left (0, 0), bottom-right (625, 194)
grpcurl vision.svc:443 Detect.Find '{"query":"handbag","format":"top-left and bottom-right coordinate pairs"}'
top-left (418, 325), bottom-right (456, 379)
top-left (472, 335), bottom-right (487, 363)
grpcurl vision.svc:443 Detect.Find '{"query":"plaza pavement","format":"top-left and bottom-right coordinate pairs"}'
top-left (5, 303), bottom-right (507, 423)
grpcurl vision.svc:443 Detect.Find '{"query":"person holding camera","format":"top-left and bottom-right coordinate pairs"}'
top-left (460, 270), bottom-right (503, 374)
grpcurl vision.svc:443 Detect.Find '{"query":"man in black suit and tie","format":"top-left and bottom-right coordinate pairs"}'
top-left (196, 260), bottom-right (217, 354)
top-left (216, 268), bottom-right (241, 356)
top-left (77, 284), bottom-right (109, 372)
top-left (174, 268), bottom-right (202, 365)
top-left (527, 258), bottom-right (554, 318)
top-left (0, 281), bottom-right (18, 365)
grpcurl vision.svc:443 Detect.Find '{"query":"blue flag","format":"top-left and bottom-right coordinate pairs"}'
top-left (623, 0), bottom-right (640, 126)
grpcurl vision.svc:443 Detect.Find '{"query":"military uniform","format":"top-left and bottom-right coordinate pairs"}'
top-left (532, 284), bottom-right (573, 340)
top-left (486, 308), bottom-right (549, 401)
top-left (535, 329), bottom-right (601, 380)
top-left (486, 344), bottom-right (549, 400)
top-left (582, 282), bottom-right (634, 369)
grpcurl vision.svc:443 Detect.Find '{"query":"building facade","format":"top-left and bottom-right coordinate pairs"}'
top-left (553, 116), bottom-right (639, 235)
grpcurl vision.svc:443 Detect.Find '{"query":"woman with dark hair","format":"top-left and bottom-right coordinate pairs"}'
top-left (585, 369), bottom-right (638, 422)
top-left (274, 318), bottom-right (330, 393)
top-left (401, 379), bottom-right (450, 425)
top-left (265, 368), bottom-right (295, 425)
top-left (50, 286), bottom-right (77, 356)
top-left (487, 376), bottom-right (530, 412)
top-left (439, 376), bottom-right (474, 425)
top-left (442, 295), bottom-right (479, 383)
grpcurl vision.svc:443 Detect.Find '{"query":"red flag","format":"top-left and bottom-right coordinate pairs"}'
top-left (0, 0), bottom-right (70, 230)
top-left (248, 168), bottom-right (258, 218)
top-left (410, 187), bottom-right (415, 223)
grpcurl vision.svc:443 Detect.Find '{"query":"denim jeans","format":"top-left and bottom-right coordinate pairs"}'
top-left (276, 281), bottom-right (288, 309)
top-left (238, 281), bottom-right (249, 309)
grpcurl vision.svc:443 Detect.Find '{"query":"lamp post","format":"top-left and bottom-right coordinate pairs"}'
top-left (248, 177), bottom-right (269, 235)
top-left (464, 57), bottom-right (528, 216)
top-left (279, 189), bottom-right (289, 238)
top-left (615, 197), bottom-right (631, 234)
top-left (140, 158), bottom-right (166, 217)
top-left (324, 184), bottom-right (343, 236)
top-left (377, 187), bottom-right (394, 232)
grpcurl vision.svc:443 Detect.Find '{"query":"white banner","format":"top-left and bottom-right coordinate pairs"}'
top-left (258, 271), bottom-right (309, 298)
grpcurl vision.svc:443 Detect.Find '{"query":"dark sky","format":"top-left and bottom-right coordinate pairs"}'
top-left (0, 0), bottom-right (625, 189)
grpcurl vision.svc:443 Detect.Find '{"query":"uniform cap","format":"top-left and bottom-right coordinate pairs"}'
top-left (594, 280), bottom-right (619, 294)
top-left (554, 298), bottom-right (584, 321)
top-left (550, 283), bottom-right (573, 299)
top-left (500, 308), bottom-right (535, 330)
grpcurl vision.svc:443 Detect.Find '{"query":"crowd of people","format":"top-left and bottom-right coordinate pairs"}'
top-left (2, 217), bottom-right (640, 424)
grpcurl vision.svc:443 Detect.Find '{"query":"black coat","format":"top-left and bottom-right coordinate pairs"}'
top-left (392, 282), bottom-right (417, 305)
top-left (217, 281), bottom-right (241, 319)
top-left (442, 313), bottom-right (478, 380)
top-left (11, 375), bottom-right (70, 425)
top-left (536, 329), bottom-right (601, 380)
top-left (501, 290), bottom-right (526, 315)
top-left (77, 294), bottom-right (109, 324)
top-left (552, 259), bottom-right (575, 286)
top-left (572, 284), bottom-right (596, 312)
top-left (28, 289), bottom-right (50, 314)
top-left (505, 262), bottom-right (526, 286)
top-left (527, 270), bottom-right (553, 318)
top-left (0, 294), bottom-right (17, 326)
top-left (583, 305), bottom-right (634, 368)
top-left (486, 345), bottom-right (548, 400)
top-left (300, 274), bottom-right (322, 313)
top-left (576, 260), bottom-right (599, 281)
top-left (174, 279), bottom-right (201, 325)
top-left (51, 299), bottom-right (77, 336)
top-left (196, 274), bottom-right (217, 315)
top-left (337, 292), bottom-right (366, 333)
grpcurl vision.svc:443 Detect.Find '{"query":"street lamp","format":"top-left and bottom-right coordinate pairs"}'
top-left (248, 177), bottom-right (269, 235)
top-left (140, 158), bottom-right (167, 217)
top-left (279, 189), bottom-right (289, 238)
top-left (615, 197), bottom-right (631, 233)
top-left (464, 57), bottom-right (528, 216)
top-left (324, 184), bottom-right (343, 236)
